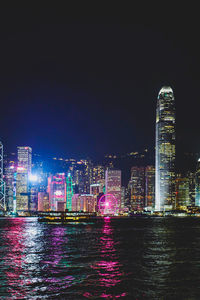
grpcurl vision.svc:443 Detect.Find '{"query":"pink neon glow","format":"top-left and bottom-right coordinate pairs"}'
top-left (98, 193), bottom-right (118, 216)
top-left (88, 220), bottom-right (126, 298)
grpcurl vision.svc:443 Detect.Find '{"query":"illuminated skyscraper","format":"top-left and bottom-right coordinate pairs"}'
top-left (129, 167), bottom-right (145, 211)
top-left (48, 173), bottom-right (66, 211)
top-left (105, 169), bottom-right (121, 212)
top-left (4, 161), bottom-right (16, 211)
top-left (79, 194), bottom-right (96, 212)
top-left (175, 176), bottom-right (190, 209)
top-left (187, 171), bottom-right (195, 207)
top-left (82, 159), bottom-right (93, 194)
top-left (145, 166), bottom-right (155, 210)
top-left (92, 165), bottom-right (105, 184)
top-left (195, 159), bottom-right (200, 206)
top-left (66, 173), bottom-right (73, 211)
top-left (0, 140), bottom-right (5, 211)
top-left (71, 194), bottom-right (80, 211)
top-left (38, 192), bottom-right (49, 211)
top-left (16, 146), bottom-right (32, 212)
top-left (155, 86), bottom-right (176, 211)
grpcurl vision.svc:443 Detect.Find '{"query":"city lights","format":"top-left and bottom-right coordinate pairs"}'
top-left (54, 190), bottom-right (62, 196)
top-left (29, 174), bottom-right (38, 182)
top-left (1, 88), bottom-right (200, 217)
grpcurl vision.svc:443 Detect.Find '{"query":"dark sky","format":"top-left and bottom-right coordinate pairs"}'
top-left (0, 4), bottom-right (200, 159)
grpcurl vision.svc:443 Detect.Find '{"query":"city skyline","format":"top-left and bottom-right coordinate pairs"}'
top-left (1, 5), bottom-right (200, 299)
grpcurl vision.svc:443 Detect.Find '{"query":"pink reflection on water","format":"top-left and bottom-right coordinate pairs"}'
top-left (4, 218), bottom-right (28, 299)
top-left (42, 227), bottom-right (67, 267)
top-left (88, 218), bottom-right (127, 298)
top-left (40, 226), bottom-right (77, 290)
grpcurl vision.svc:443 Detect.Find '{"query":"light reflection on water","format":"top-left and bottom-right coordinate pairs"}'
top-left (87, 217), bottom-right (127, 298)
top-left (0, 217), bottom-right (200, 299)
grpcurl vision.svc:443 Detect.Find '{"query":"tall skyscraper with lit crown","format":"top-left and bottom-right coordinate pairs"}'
top-left (155, 86), bottom-right (176, 211)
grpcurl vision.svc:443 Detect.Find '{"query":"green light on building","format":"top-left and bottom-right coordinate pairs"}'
top-left (66, 173), bottom-right (73, 211)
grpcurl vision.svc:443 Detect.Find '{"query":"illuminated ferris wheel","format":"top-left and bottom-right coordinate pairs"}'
top-left (98, 193), bottom-right (118, 216)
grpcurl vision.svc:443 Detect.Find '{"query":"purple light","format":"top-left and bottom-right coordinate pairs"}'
top-left (98, 193), bottom-right (118, 216)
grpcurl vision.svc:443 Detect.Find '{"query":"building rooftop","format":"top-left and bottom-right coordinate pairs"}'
top-left (159, 86), bottom-right (173, 94)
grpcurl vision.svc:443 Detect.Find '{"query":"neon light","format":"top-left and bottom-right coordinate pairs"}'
top-left (98, 193), bottom-right (118, 216)
top-left (17, 167), bottom-right (25, 171)
top-left (29, 174), bottom-right (38, 182)
top-left (66, 173), bottom-right (73, 211)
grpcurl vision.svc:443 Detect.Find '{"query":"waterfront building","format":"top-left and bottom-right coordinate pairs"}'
top-left (66, 173), bottom-right (73, 211)
top-left (97, 178), bottom-right (105, 193)
top-left (30, 186), bottom-right (38, 211)
top-left (145, 166), bottom-right (155, 210)
top-left (4, 161), bottom-right (16, 211)
top-left (16, 146), bottom-right (32, 212)
top-left (73, 169), bottom-right (84, 194)
top-left (92, 165), bottom-right (105, 184)
top-left (175, 176), bottom-right (190, 209)
top-left (155, 86), bottom-right (176, 211)
top-left (90, 183), bottom-right (100, 211)
top-left (129, 167), bottom-right (145, 211)
top-left (0, 140), bottom-right (5, 211)
top-left (71, 194), bottom-right (80, 211)
top-left (187, 171), bottom-right (196, 207)
top-left (71, 194), bottom-right (96, 212)
top-left (121, 186), bottom-right (125, 209)
top-left (80, 194), bottom-right (96, 212)
top-left (48, 173), bottom-right (66, 211)
top-left (195, 159), bottom-right (200, 206)
top-left (38, 192), bottom-right (49, 211)
top-left (105, 169), bottom-right (121, 212)
top-left (82, 160), bottom-right (93, 194)
top-left (90, 183), bottom-right (100, 196)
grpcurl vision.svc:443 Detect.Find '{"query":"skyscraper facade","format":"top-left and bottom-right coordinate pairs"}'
top-left (48, 173), bottom-right (66, 211)
top-left (175, 176), bottom-right (190, 209)
top-left (4, 161), bottom-right (16, 211)
top-left (155, 86), bottom-right (176, 211)
top-left (38, 192), bottom-right (49, 211)
top-left (129, 167), bottom-right (145, 211)
top-left (16, 146), bottom-right (32, 212)
top-left (66, 173), bottom-right (73, 211)
top-left (145, 166), bottom-right (155, 210)
top-left (92, 165), bottom-right (105, 184)
top-left (105, 169), bottom-right (121, 212)
top-left (195, 159), bottom-right (200, 206)
top-left (0, 140), bottom-right (5, 211)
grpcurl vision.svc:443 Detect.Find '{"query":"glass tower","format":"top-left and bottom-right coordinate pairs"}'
top-left (195, 159), bottom-right (200, 206)
top-left (155, 86), bottom-right (176, 211)
top-left (16, 146), bottom-right (32, 212)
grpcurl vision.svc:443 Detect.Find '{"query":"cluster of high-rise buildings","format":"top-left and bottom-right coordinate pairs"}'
top-left (1, 147), bottom-right (125, 215)
top-left (1, 86), bottom-right (200, 215)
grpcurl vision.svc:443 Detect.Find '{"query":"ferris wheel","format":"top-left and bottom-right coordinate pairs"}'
top-left (98, 193), bottom-right (118, 216)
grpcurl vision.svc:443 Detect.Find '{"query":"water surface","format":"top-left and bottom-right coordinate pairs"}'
top-left (0, 217), bottom-right (200, 299)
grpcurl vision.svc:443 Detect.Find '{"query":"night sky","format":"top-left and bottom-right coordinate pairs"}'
top-left (0, 4), bottom-right (200, 160)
